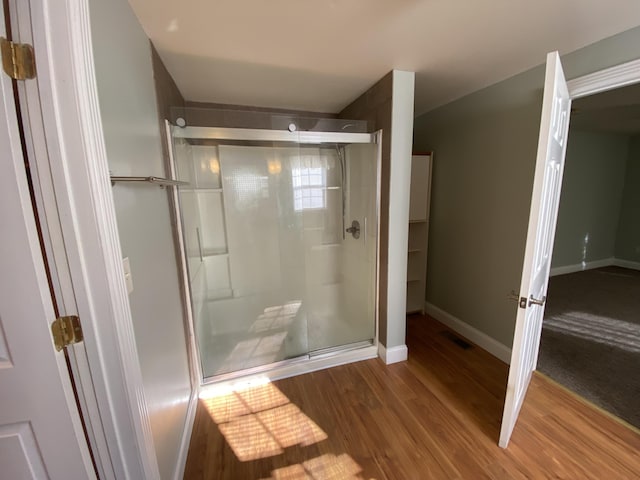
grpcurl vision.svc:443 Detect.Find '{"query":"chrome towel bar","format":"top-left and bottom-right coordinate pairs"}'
top-left (110, 176), bottom-right (189, 188)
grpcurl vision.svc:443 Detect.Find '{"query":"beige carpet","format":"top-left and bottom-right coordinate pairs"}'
top-left (538, 266), bottom-right (640, 429)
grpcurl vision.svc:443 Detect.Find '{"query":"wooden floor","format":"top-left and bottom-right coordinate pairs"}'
top-left (183, 314), bottom-right (640, 479)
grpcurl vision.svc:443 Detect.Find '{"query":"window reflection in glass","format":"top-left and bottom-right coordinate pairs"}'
top-left (292, 156), bottom-right (326, 211)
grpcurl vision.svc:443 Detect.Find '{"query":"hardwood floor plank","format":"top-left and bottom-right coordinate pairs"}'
top-left (183, 314), bottom-right (640, 479)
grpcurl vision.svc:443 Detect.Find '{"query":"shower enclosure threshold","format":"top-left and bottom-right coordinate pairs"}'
top-left (201, 342), bottom-right (378, 386)
top-left (309, 339), bottom-right (374, 358)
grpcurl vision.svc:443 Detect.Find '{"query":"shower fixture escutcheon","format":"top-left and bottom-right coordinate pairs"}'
top-left (346, 220), bottom-right (361, 239)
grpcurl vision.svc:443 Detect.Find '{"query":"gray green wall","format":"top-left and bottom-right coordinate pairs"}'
top-left (413, 26), bottom-right (640, 349)
top-left (551, 130), bottom-right (629, 268)
top-left (616, 135), bottom-right (640, 263)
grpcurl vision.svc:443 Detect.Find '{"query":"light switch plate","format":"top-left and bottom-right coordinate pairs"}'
top-left (122, 257), bottom-right (133, 294)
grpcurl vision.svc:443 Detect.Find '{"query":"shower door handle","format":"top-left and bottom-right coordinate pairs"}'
top-left (196, 227), bottom-right (204, 262)
top-left (363, 217), bottom-right (367, 249)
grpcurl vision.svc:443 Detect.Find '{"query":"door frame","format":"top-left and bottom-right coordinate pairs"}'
top-left (500, 56), bottom-right (640, 447)
top-left (19, 0), bottom-right (161, 478)
top-left (567, 57), bottom-right (640, 99)
top-left (8, 0), bottom-right (114, 476)
top-left (1, 3), bottom-right (96, 477)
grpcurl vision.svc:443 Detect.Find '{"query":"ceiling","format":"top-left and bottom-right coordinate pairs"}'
top-left (127, 0), bottom-right (640, 116)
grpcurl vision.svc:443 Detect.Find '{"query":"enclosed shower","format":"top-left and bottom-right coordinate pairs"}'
top-left (168, 124), bottom-right (381, 381)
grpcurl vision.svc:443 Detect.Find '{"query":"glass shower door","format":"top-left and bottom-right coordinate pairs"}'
top-left (212, 144), bottom-right (309, 376)
top-left (170, 127), bottom-right (380, 380)
top-left (173, 139), bottom-right (310, 377)
top-left (305, 143), bottom-right (379, 353)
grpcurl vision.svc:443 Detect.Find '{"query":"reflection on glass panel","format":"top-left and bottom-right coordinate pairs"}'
top-left (292, 156), bottom-right (327, 211)
top-left (305, 143), bottom-right (377, 352)
top-left (192, 146), bottom-right (222, 189)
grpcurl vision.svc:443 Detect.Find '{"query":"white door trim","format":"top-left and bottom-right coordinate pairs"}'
top-left (8, 0), bottom-right (114, 476)
top-left (567, 57), bottom-right (640, 99)
top-left (1, 6), bottom-right (95, 476)
top-left (28, 0), bottom-right (160, 477)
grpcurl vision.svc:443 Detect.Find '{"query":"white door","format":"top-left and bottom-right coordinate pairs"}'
top-left (499, 52), bottom-right (571, 448)
top-left (0, 14), bottom-right (95, 478)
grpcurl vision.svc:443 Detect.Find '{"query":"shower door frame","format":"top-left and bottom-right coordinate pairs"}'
top-left (167, 125), bottom-right (383, 385)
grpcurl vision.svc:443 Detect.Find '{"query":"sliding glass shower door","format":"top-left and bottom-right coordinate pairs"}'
top-left (170, 127), bottom-right (379, 379)
top-left (305, 142), bottom-right (378, 353)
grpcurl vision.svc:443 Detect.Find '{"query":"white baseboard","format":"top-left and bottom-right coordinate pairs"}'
top-left (424, 302), bottom-right (512, 364)
top-left (173, 388), bottom-right (199, 480)
top-left (550, 257), bottom-right (640, 276)
top-left (613, 258), bottom-right (640, 271)
top-left (378, 343), bottom-right (408, 364)
top-left (549, 257), bottom-right (614, 276)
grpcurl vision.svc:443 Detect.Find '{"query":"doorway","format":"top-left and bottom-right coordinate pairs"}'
top-left (501, 56), bottom-right (640, 446)
top-left (537, 83), bottom-right (640, 428)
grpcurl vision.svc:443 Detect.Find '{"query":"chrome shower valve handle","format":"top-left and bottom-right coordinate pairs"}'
top-left (346, 220), bottom-right (361, 239)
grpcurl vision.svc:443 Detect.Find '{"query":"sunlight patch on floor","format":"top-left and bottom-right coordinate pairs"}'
top-left (198, 378), bottom-right (374, 478)
top-left (544, 311), bottom-right (640, 353)
top-left (262, 453), bottom-right (369, 480)
top-left (304, 453), bottom-right (366, 479)
top-left (218, 414), bottom-right (283, 460)
top-left (200, 379), bottom-right (327, 461)
top-left (256, 403), bottom-right (327, 448)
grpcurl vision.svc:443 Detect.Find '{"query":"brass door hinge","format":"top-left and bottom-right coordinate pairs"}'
top-left (51, 315), bottom-right (83, 351)
top-left (1, 37), bottom-right (36, 80)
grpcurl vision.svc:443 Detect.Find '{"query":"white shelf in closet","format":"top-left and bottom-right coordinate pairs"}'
top-left (406, 153), bottom-right (433, 314)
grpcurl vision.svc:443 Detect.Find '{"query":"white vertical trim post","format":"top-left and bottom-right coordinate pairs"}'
top-left (383, 70), bottom-right (415, 358)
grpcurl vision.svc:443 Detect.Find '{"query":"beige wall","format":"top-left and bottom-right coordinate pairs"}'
top-left (413, 26), bottom-right (640, 349)
top-left (182, 101), bottom-right (337, 129)
top-left (339, 73), bottom-right (394, 345)
top-left (340, 71), bottom-right (415, 350)
top-left (151, 43), bottom-right (186, 158)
